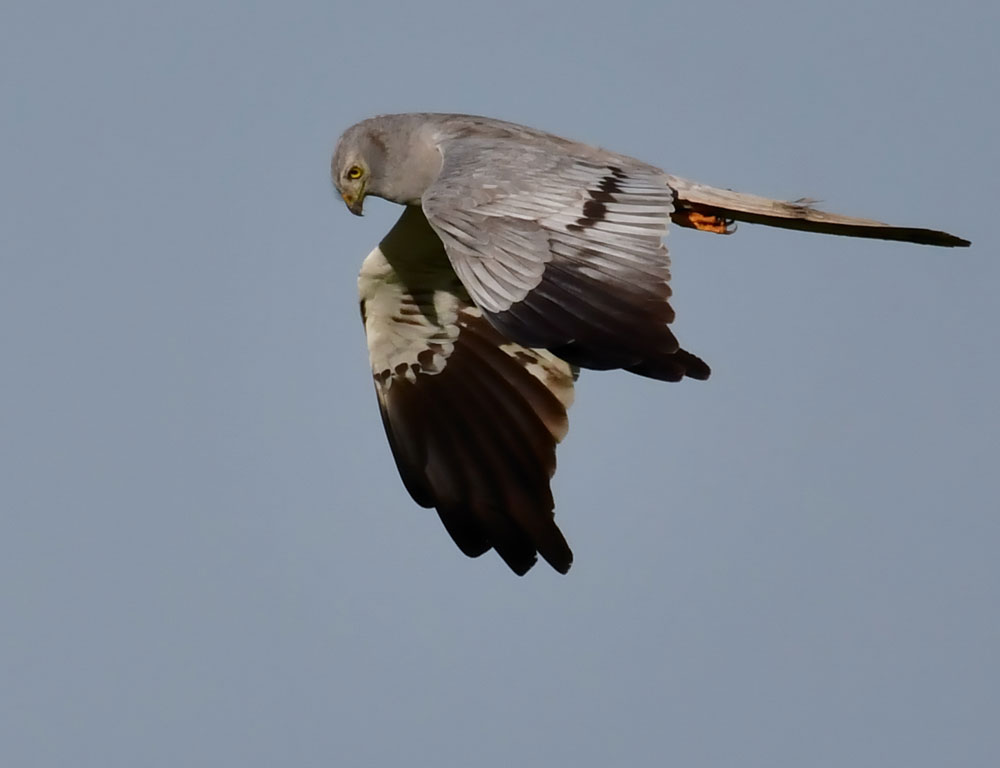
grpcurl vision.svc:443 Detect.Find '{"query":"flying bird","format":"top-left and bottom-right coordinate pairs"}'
top-left (331, 113), bottom-right (969, 576)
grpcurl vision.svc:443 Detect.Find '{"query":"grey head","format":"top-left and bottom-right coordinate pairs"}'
top-left (331, 115), bottom-right (444, 216)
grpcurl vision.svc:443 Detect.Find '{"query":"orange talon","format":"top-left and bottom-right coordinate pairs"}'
top-left (672, 209), bottom-right (735, 234)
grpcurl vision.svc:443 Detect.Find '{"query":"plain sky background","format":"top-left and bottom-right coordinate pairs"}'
top-left (2, 1), bottom-right (997, 766)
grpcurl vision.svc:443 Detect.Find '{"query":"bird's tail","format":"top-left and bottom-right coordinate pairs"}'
top-left (667, 175), bottom-right (970, 248)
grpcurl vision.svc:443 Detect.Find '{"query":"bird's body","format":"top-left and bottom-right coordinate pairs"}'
top-left (333, 113), bottom-right (969, 575)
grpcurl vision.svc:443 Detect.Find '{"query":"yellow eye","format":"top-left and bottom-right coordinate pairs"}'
top-left (346, 166), bottom-right (363, 180)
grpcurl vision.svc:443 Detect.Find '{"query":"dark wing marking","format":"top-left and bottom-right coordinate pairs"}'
top-left (359, 207), bottom-right (576, 574)
top-left (422, 138), bottom-right (710, 381)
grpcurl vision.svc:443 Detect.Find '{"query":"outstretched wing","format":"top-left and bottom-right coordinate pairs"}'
top-left (359, 206), bottom-right (576, 575)
top-left (421, 137), bottom-right (710, 382)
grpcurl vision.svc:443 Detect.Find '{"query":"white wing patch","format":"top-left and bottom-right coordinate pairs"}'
top-left (359, 246), bottom-right (461, 388)
top-left (357, 206), bottom-right (578, 575)
top-left (359, 243), bottom-right (574, 414)
top-left (497, 341), bottom-right (576, 412)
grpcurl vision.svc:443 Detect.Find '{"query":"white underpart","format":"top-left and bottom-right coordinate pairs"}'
top-left (358, 246), bottom-right (462, 388)
top-left (358, 242), bottom-right (576, 411)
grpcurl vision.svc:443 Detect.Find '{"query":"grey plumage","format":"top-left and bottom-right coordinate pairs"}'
top-left (334, 112), bottom-right (969, 575)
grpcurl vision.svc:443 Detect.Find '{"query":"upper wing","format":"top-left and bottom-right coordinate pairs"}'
top-left (421, 137), bottom-right (709, 381)
top-left (359, 206), bottom-right (576, 575)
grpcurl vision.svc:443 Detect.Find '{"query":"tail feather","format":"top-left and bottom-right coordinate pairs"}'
top-left (667, 175), bottom-right (970, 248)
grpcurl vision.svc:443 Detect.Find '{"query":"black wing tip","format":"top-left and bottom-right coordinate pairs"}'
top-left (505, 554), bottom-right (537, 576)
top-left (624, 348), bottom-right (711, 382)
top-left (499, 546), bottom-right (573, 576)
top-left (903, 229), bottom-right (971, 248)
top-left (841, 225), bottom-right (970, 248)
top-left (538, 532), bottom-right (574, 575)
top-left (492, 522), bottom-right (574, 575)
top-left (709, 206), bottom-right (971, 248)
top-left (452, 519), bottom-right (572, 576)
top-left (437, 507), bottom-right (493, 559)
top-left (545, 551), bottom-right (573, 575)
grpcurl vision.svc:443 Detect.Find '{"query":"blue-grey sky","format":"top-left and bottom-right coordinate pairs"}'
top-left (2, 1), bottom-right (997, 766)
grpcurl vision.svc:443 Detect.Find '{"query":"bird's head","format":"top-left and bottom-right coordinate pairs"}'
top-left (331, 122), bottom-right (392, 216)
top-left (332, 116), bottom-right (443, 216)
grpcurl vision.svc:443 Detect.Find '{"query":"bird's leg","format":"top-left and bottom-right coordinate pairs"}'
top-left (671, 207), bottom-right (736, 234)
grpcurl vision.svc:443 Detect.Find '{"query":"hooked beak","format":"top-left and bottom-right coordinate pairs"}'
top-left (341, 190), bottom-right (365, 216)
